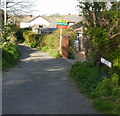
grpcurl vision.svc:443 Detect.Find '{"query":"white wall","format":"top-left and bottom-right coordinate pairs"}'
top-left (20, 23), bottom-right (30, 28)
top-left (30, 17), bottom-right (50, 27)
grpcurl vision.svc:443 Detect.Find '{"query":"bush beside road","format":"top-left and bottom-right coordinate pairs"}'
top-left (2, 43), bottom-right (20, 71)
top-left (70, 61), bottom-right (120, 114)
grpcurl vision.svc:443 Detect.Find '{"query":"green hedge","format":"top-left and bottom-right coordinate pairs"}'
top-left (23, 31), bottom-right (43, 48)
top-left (70, 61), bottom-right (120, 114)
top-left (23, 27), bottom-right (76, 58)
top-left (2, 43), bottom-right (20, 70)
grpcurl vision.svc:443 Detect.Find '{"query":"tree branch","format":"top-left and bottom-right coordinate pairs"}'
top-left (109, 20), bottom-right (119, 33)
top-left (109, 32), bottom-right (120, 39)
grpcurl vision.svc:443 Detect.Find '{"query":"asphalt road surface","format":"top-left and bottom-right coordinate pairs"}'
top-left (2, 44), bottom-right (100, 114)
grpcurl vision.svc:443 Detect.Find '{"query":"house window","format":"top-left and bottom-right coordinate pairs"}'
top-left (39, 25), bottom-right (43, 28)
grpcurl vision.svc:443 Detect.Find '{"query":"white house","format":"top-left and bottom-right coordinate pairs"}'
top-left (20, 22), bottom-right (30, 28)
top-left (20, 15), bottom-right (51, 32)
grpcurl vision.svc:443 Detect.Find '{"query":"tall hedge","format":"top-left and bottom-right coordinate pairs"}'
top-left (23, 27), bottom-right (76, 58)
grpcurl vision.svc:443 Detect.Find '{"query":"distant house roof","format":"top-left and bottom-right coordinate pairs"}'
top-left (19, 15), bottom-right (82, 28)
top-left (62, 15), bottom-right (82, 23)
top-left (29, 15), bottom-right (51, 23)
top-left (19, 15), bottom-right (35, 23)
top-left (71, 22), bottom-right (83, 29)
top-left (46, 15), bottom-right (82, 28)
top-left (20, 15), bottom-right (50, 23)
top-left (45, 17), bottom-right (58, 28)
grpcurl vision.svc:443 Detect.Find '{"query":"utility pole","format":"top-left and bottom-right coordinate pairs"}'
top-left (4, 0), bottom-right (7, 25)
top-left (0, 1), bottom-right (2, 44)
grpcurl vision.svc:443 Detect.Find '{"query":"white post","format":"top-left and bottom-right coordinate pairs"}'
top-left (59, 28), bottom-right (62, 54)
top-left (4, 0), bottom-right (7, 25)
top-left (0, 1), bottom-right (2, 29)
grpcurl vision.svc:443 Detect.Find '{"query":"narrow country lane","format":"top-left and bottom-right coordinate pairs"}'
top-left (3, 44), bottom-right (99, 114)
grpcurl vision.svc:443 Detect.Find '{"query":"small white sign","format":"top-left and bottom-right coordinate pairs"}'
top-left (101, 57), bottom-right (112, 68)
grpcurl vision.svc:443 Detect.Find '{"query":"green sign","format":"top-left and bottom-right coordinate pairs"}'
top-left (56, 22), bottom-right (68, 26)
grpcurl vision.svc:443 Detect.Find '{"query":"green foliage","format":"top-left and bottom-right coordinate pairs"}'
top-left (41, 46), bottom-right (61, 58)
top-left (41, 46), bottom-right (50, 52)
top-left (93, 98), bottom-right (116, 114)
top-left (23, 31), bottom-right (43, 48)
top-left (2, 43), bottom-right (20, 70)
top-left (40, 30), bottom-right (60, 50)
top-left (78, 1), bottom-right (120, 67)
top-left (68, 50), bottom-right (74, 59)
top-left (48, 49), bottom-right (61, 58)
top-left (1, 22), bottom-right (18, 44)
top-left (40, 27), bottom-right (76, 58)
top-left (23, 27), bottom-right (76, 58)
top-left (15, 28), bottom-right (25, 43)
top-left (88, 27), bottom-right (109, 44)
top-left (70, 62), bottom-right (100, 93)
top-left (70, 61), bottom-right (120, 114)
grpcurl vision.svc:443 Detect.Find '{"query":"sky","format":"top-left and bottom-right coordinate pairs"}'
top-left (32, 0), bottom-right (79, 16)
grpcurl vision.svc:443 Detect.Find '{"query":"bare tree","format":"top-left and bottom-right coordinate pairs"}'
top-left (0, 0), bottom-right (35, 16)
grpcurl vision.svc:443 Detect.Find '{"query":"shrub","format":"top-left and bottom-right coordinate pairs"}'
top-left (41, 46), bottom-right (50, 52)
top-left (23, 31), bottom-right (44, 48)
top-left (41, 46), bottom-right (61, 58)
top-left (70, 61), bottom-right (120, 114)
top-left (15, 28), bottom-right (25, 43)
top-left (48, 49), bottom-right (61, 58)
top-left (70, 62), bottom-right (100, 93)
top-left (2, 43), bottom-right (20, 70)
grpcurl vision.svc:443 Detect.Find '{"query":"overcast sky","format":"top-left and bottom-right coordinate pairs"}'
top-left (32, 0), bottom-right (79, 16)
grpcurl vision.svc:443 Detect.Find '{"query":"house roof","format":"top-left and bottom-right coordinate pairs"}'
top-left (62, 15), bottom-right (82, 23)
top-left (19, 15), bottom-right (36, 23)
top-left (18, 14), bottom-right (82, 28)
top-left (20, 15), bottom-right (50, 23)
top-left (71, 22), bottom-right (83, 29)
top-left (46, 15), bottom-right (82, 28)
top-left (45, 17), bottom-right (59, 28)
top-left (29, 15), bottom-right (51, 23)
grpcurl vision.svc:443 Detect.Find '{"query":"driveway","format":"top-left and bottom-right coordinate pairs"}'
top-left (2, 44), bottom-right (99, 114)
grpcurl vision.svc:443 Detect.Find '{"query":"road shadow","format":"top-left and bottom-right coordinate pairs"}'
top-left (2, 44), bottom-right (99, 114)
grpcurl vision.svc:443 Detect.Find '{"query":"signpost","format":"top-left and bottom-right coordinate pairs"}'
top-left (101, 57), bottom-right (112, 79)
top-left (56, 19), bottom-right (68, 53)
top-left (56, 25), bottom-right (68, 29)
top-left (101, 57), bottom-right (112, 68)
top-left (56, 19), bottom-right (68, 29)
top-left (56, 22), bottom-right (68, 26)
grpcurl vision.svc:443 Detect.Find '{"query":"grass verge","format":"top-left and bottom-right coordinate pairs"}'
top-left (40, 46), bottom-right (61, 58)
top-left (69, 61), bottom-right (120, 114)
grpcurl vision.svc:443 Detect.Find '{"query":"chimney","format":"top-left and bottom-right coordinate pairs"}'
top-left (30, 15), bottom-right (32, 18)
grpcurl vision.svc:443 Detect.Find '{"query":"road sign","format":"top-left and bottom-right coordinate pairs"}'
top-left (56, 22), bottom-right (68, 26)
top-left (101, 57), bottom-right (112, 68)
top-left (56, 25), bottom-right (68, 29)
top-left (56, 19), bottom-right (68, 29)
top-left (56, 19), bottom-right (68, 23)
top-left (56, 19), bottom-right (68, 53)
